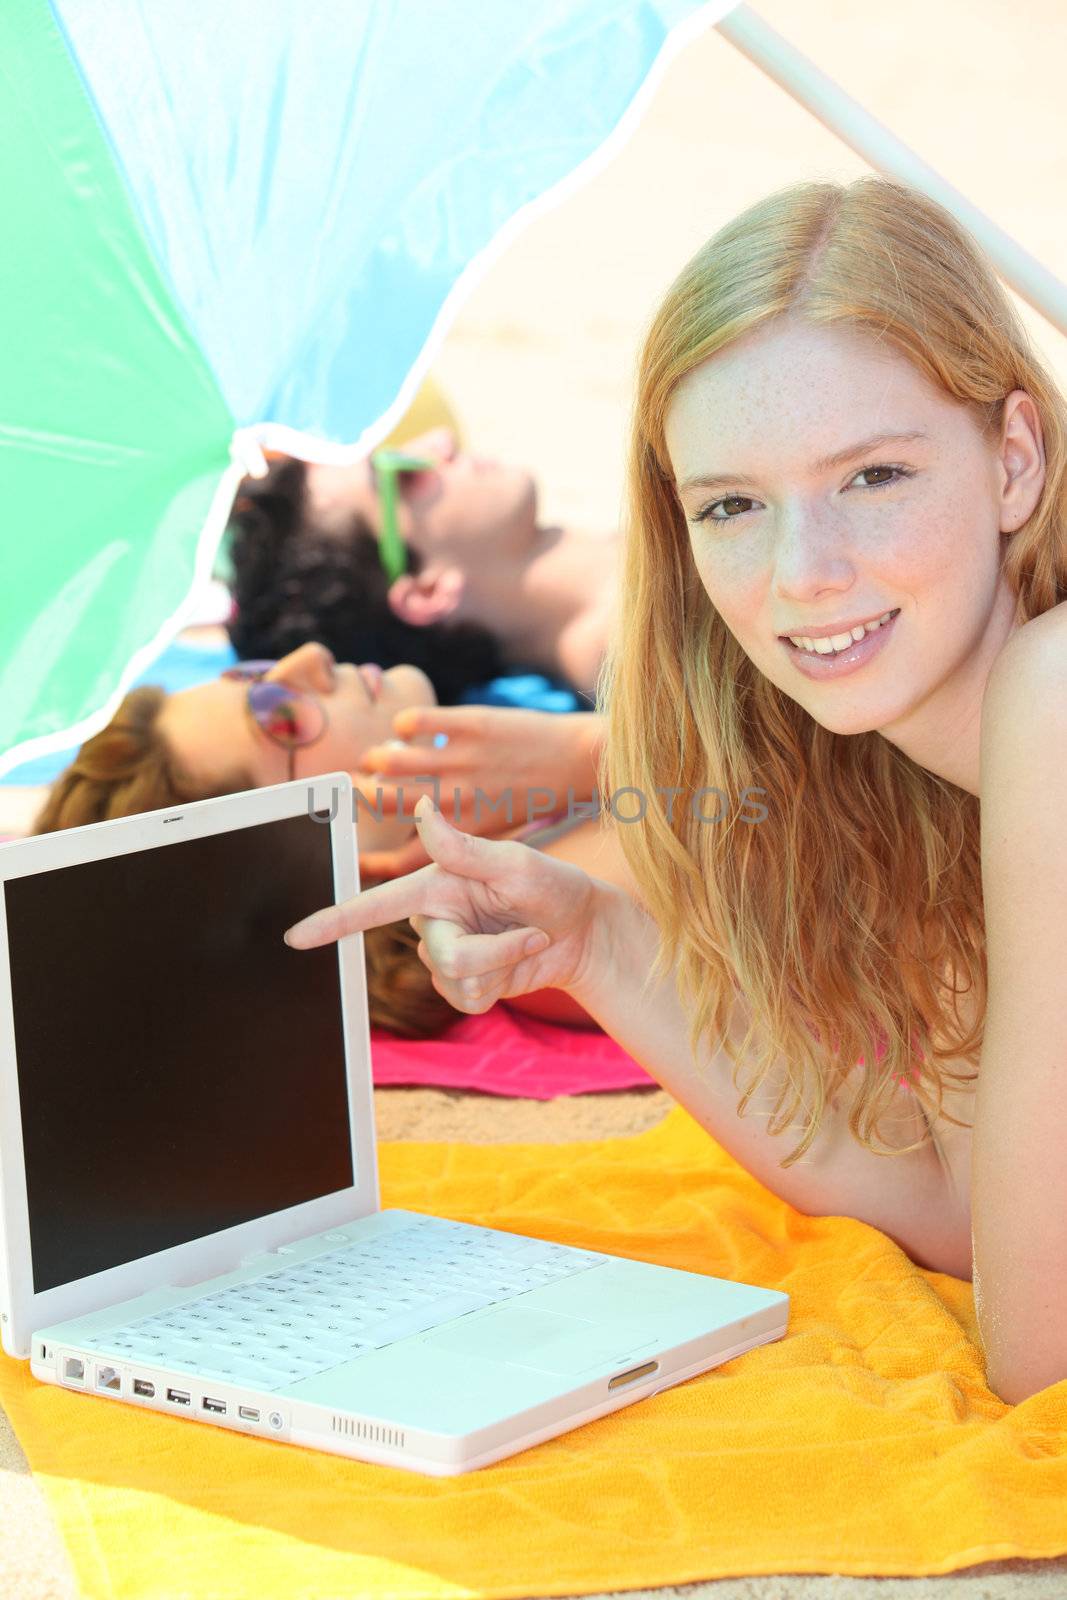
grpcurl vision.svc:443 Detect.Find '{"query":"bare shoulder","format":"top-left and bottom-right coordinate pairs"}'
top-left (985, 598), bottom-right (1067, 703)
top-left (980, 602), bottom-right (1067, 818)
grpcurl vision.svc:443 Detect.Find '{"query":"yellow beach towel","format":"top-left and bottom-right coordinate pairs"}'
top-left (2, 1105), bottom-right (1066, 1600)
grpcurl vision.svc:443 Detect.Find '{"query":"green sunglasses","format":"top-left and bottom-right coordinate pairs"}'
top-left (370, 448), bottom-right (435, 583)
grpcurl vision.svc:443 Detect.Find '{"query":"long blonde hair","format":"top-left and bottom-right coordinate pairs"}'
top-left (600, 176), bottom-right (1067, 1167)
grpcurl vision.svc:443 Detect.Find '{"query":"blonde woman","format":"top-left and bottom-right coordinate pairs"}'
top-left (285, 177), bottom-right (1067, 1407)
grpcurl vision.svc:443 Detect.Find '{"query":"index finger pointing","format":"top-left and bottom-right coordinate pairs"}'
top-left (284, 867), bottom-right (435, 949)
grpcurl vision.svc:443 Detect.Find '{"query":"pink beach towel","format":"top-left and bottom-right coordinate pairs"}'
top-left (370, 1003), bottom-right (655, 1098)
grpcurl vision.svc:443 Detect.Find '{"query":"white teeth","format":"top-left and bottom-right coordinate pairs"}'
top-left (788, 610), bottom-right (895, 655)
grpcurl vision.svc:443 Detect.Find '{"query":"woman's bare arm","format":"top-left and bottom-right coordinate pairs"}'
top-left (567, 882), bottom-right (967, 1272)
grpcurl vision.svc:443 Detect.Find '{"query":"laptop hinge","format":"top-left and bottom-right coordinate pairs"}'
top-left (165, 1247), bottom-right (273, 1291)
top-left (238, 1249), bottom-right (272, 1270)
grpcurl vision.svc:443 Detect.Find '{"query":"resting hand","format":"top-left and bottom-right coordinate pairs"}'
top-left (284, 795), bottom-right (605, 1014)
top-left (354, 706), bottom-right (602, 877)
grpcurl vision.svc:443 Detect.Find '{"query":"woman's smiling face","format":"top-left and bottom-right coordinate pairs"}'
top-left (665, 317), bottom-right (1032, 760)
top-left (157, 641), bottom-right (437, 792)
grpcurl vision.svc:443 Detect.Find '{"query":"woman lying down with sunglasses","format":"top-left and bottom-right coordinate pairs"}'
top-left (31, 640), bottom-right (639, 1036)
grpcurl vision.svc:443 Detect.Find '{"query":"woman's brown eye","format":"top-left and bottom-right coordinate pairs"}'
top-left (694, 495), bottom-right (752, 523)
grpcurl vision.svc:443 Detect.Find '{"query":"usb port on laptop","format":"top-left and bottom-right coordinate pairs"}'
top-left (166, 1387), bottom-right (191, 1406)
top-left (202, 1397), bottom-right (226, 1415)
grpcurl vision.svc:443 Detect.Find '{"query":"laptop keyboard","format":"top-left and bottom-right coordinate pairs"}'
top-left (77, 1218), bottom-right (607, 1391)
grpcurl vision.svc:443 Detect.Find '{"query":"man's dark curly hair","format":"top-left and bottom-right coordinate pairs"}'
top-left (224, 455), bottom-right (510, 704)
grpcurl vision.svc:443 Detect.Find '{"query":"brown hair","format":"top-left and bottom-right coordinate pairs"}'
top-left (31, 685), bottom-right (458, 1040)
top-left (599, 175), bottom-right (1067, 1167)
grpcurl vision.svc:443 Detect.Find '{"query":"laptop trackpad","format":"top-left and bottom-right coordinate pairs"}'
top-left (419, 1306), bottom-right (654, 1375)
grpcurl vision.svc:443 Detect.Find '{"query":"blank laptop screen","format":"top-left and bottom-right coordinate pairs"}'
top-left (5, 813), bottom-right (356, 1293)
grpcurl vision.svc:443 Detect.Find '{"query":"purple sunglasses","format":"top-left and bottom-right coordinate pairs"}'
top-left (220, 661), bottom-right (328, 781)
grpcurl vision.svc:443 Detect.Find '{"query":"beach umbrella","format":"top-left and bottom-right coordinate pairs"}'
top-left (10, 0), bottom-right (1065, 791)
top-left (1, 0), bottom-right (732, 779)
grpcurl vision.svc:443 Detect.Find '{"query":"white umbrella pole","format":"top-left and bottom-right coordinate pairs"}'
top-left (715, 4), bottom-right (1067, 338)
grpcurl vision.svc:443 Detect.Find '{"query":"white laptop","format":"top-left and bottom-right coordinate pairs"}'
top-left (0, 773), bottom-right (788, 1476)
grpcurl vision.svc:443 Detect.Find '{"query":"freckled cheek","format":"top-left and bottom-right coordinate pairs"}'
top-left (919, 516), bottom-right (982, 581)
top-left (870, 512), bottom-right (967, 598)
top-left (690, 545), bottom-right (765, 636)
